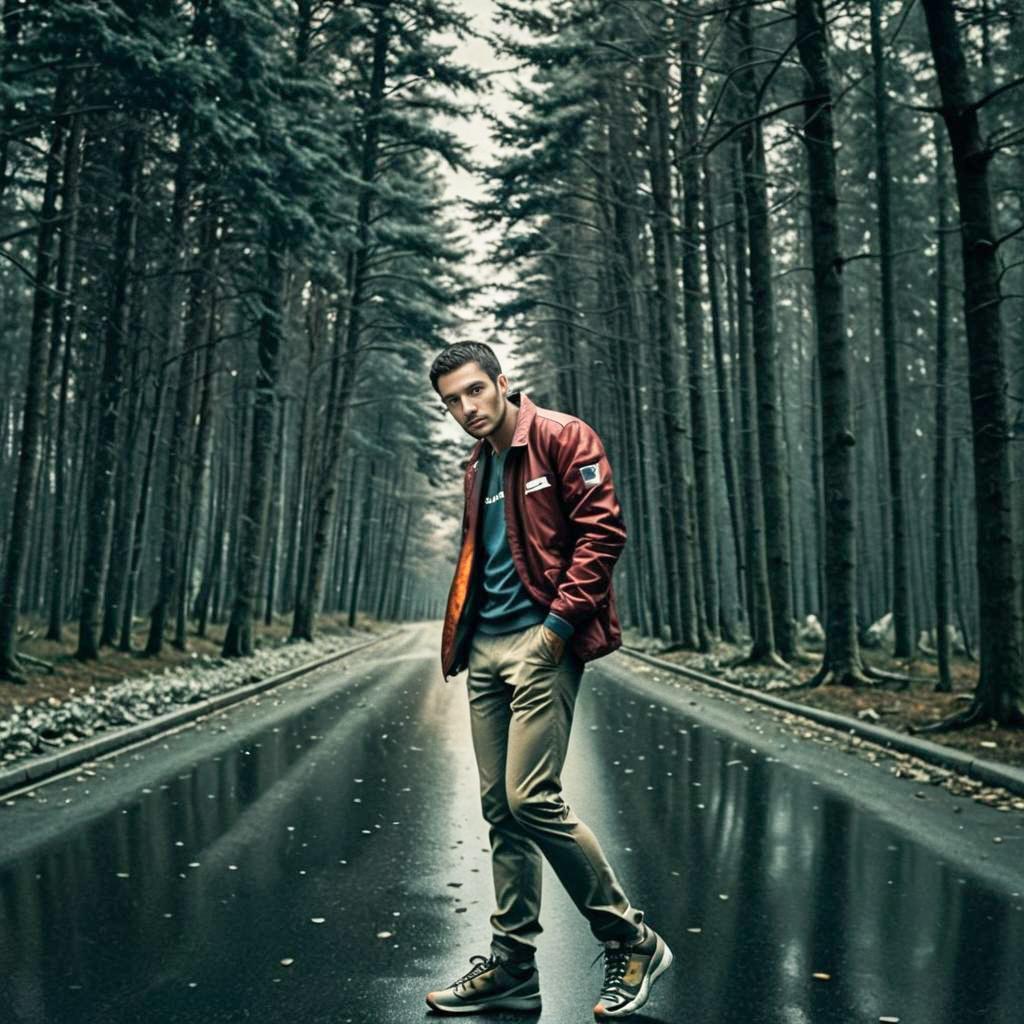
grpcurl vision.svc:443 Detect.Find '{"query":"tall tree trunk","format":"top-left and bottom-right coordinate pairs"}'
top-left (732, 143), bottom-right (777, 661)
top-left (222, 219), bottom-right (287, 657)
top-left (919, 0), bottom-right (1024, 726)
top-left (932, 118), bottom-right (953, 692)
top-left (176, 210), bottom-right (219, 648)
top-left (732, 8), bottom-right (792, 663)
top-left (145, 110), bottom-right (197, 655)
top-left (338, 455), bottom-right (360, 619)
top-left (101, 296), bottom-right (147, 648)
top-left (948, 439), bottom-right (973, 658)
top-left (346, 470), bottom-right (373, 629)
top-left (67, 392), bottom-right (94, 618)
top-left (704, 155), bottom-right (743, 641)
top-left (795, 0), bottom-right (868, 686)
top-left (195, 441), bottom-right (228, 638)
top-left (870, 0), bottom-right (913, 658)
top-left (264, 384), bottom-right (287, 625)
top-left (45, 106), bottom-right (85, 643)
top-left (281, 314), bottom-right (315, 618)
top-left (287, 272), bottom-right (318, 630)
top-left (678, 14), bottom-right (717, 646)
top-left (75, 122), bottom-right (143, 660)
top-left (1013, 2), bottom-right (1024, 638)
top-left (387, 501), bottom-right (413, 621)
top-left (120, 375), bottom-right (165, 650)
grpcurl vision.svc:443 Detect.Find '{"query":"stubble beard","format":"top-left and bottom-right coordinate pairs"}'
top-left (470, 390), bottom-right (507, 442)
top-left (485, 392), bottom-right (508, 443)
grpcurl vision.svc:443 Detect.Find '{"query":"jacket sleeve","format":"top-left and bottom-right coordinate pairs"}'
top-left (546, 419), bottom-right (627, 627)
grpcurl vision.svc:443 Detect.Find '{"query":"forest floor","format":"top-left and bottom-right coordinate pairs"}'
top-left (625, 633), bottom-right (1024, 771)
top-left (0, 611), bottom-right (393, 722)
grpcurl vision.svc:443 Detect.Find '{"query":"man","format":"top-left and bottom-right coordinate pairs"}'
top-left (426, 341), bottom-right (672, 1019)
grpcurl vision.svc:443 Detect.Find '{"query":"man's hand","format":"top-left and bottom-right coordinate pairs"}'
top-left (540, 625), bottom-right (565, 664)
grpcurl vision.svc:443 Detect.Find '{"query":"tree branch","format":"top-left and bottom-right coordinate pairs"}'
top-left (971, 74), bottom-right (1024, 112)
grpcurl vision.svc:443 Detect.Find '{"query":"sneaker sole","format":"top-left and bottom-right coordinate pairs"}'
top-left (593, 936), bottom-right (674, 1019)
top-left (425, 992), bottom-right (542, 1014)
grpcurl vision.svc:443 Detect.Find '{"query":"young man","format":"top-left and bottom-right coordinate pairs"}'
top-left (426, 342), bottom-right (672, 1019)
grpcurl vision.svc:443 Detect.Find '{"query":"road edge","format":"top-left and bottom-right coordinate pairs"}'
top-left (0, 628), bottom-right (403, 797)
top-left (619, 645), bottom-right (1024, 798)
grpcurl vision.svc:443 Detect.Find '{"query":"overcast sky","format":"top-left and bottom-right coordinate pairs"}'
top-left (432, 0), bottom-right (526, 443)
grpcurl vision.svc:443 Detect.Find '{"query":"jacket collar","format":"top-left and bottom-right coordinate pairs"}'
top-left (508, 391), bottom-right (534, 448)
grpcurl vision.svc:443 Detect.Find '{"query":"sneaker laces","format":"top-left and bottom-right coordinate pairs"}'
top-left (451, 953), bottom-right (501, 989)
top-left (591, 941), bottom-right (632, 997)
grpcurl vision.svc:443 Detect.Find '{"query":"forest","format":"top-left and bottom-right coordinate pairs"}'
top-left (0, 0), bottom-right (1021, 740)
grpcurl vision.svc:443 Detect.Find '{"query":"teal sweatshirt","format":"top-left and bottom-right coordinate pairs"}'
top-left (474, 444), bottom-right (573, 642)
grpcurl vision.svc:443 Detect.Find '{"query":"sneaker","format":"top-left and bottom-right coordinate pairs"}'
top-left (591, 923), bottom-right (673, 1018)
top-left (426, 953), bottom-right (541, 1014)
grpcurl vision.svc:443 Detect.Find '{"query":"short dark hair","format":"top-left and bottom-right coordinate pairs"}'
top-left (430, 341), bottom-right (502, 394)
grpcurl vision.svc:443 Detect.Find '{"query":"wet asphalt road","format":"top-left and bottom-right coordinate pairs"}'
top-left (1, 621), bottom-right (1022, 1024)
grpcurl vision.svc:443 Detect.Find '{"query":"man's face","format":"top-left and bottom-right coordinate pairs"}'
top-left (436, 361), bottom-right (508, 439)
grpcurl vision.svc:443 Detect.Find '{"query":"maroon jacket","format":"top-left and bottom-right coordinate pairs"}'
top-left (440, 391), bottom-right (626, 680)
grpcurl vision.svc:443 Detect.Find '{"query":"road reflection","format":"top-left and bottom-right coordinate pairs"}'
top-left (576, 681), bottom-right (1024, 1024)
top-left (1, 630), bottom-right (1021, 1024)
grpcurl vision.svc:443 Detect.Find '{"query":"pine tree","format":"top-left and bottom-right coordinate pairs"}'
top-left (917, 0), bottom-right (1024, 727)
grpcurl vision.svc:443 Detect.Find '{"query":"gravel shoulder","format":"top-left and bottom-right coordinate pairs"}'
top-left (622, 631), bottom-right (1024, 771)
top-left (0, 614), bottom-right (394, 774)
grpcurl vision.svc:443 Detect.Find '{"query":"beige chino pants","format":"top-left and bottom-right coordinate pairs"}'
top-left (465, 621), bottom-right (644, 961)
